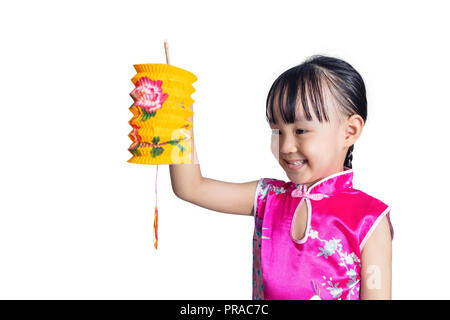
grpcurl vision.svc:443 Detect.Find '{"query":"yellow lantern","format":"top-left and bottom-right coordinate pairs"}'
top-left (127, 41), bottom-right (197, 249)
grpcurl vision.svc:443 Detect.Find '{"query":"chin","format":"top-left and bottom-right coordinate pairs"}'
top-left (285, 170), bottom-right (306, 184)
top-left (283, 162), bottom-right (312, 183)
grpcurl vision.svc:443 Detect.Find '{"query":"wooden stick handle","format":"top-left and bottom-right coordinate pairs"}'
top-left (164, 39), bottom-right (170, 65)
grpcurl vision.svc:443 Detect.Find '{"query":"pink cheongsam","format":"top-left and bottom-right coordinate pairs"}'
top-left (252, 167), bottom-right (394, 300)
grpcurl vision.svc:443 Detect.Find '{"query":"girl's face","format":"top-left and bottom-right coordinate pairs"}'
top-left (269, 100), bottom-right (351, 187)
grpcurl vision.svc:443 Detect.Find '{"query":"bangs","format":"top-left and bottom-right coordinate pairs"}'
top-left (266, 64), bottom-right (331, 124)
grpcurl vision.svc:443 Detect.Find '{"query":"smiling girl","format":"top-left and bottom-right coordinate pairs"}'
top-left (169, 55), bottom-right (393, 300)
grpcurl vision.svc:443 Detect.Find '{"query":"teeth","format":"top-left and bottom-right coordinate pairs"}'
top-left (293, 160), bottom-right (305, 165)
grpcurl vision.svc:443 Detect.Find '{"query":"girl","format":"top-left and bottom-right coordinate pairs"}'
top-left (169, 55), bottom-right (394, 300)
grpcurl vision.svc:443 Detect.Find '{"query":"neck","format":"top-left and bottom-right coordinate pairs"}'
top-left (304, 166), bottom-right (347, 188)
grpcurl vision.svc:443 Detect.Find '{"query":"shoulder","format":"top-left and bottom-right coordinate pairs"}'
top-left (256, 177), bottom-right (289, 197)
top-left (342, 187), bottom-right (389, 209)
top-left (258, 177), bottom-right (287, 189)
top-left (347, 188), bottom-right (394, 252)
top-left (335, 188), bottom-right (391, 225)
top-left (253, 178), bottom-right (289, 218)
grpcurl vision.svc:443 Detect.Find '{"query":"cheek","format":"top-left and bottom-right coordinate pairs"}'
top-left (301, 136), bottom-right (333, 165)
top-left (311, 133), bottom-right (341, 160)
top-left (299, 138), bottom-right (317, 158)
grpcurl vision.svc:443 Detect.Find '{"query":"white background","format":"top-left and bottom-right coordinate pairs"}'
top-left (0, 0), bottom-right (448, 299)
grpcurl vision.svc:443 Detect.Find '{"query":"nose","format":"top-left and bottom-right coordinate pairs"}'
top-left (273, 133), bottom-right (298, 155)
top-left (281, 132), bottom-right (299, 154)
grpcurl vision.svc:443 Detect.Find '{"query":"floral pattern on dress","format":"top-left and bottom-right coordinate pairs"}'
top-left (258, 178), bottom-right (288, 198)
top-left (308, 228), bottom-right (361, 300)
top-left (271, 185), bottom-right (288, 195)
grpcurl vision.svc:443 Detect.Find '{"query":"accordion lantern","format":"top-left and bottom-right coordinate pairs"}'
top-left (127, 63), bottom-right (197, 249)
top-left (128, 64), bottom-right (197, 164)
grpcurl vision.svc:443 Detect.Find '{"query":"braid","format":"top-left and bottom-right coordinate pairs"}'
top-left (344, 144), bottom-right (354, 169)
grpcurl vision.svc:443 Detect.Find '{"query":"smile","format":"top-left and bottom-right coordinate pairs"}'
top-left (284, 159), bottom-right (307, 170)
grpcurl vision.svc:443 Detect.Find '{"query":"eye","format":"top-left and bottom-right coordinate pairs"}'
top-left (271, 129), bottom-right (306, 135)
top-left (271, 129), bottom-right (280, 135)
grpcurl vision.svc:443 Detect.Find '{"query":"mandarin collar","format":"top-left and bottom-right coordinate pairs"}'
top-left (291, 166), bottom-right (353, 196)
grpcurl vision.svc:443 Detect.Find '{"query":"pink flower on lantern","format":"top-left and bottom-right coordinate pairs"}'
top-left (130, 77), bottom-right (168, 113)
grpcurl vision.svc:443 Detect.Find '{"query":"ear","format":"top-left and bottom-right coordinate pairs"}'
top-left (344, 114), bottom-right (364, 147)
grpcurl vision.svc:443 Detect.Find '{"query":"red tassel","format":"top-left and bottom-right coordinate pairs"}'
top-left (153, 164), bottom-right (159, 250)
top-left (153, 205), bottom-right (158, 249)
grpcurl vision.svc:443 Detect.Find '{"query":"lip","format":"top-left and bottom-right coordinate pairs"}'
top-left (284, 159), bottom-right (307, 171)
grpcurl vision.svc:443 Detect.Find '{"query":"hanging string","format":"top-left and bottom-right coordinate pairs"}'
top-left (153, 40), bottom-right (169, 250)
top-left (153, 164), bottom-right (159, 249)
top-left (153, 40), bottom-right (170, 249)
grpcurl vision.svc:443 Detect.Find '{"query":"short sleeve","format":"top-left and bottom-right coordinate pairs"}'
top-left (253, 177), bottom-right (287, 220)
top-left (253, 178), bottom-right (271, 220)
top-left (359, 202), bottom-right (394, 252)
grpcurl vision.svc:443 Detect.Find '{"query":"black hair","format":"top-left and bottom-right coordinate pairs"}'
top-left (265, 55), bottom-right (368, 169)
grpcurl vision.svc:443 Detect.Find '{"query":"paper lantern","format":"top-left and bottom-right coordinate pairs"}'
top-left (127, 56), bottom-right (197, 249)
top-left (128, 64), bottom-right (196, 164)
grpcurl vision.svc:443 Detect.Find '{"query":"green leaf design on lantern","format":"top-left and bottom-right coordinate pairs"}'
top-left (152, 136), bottom-right (160, 145)
top-left (141, 111), bottom-right (150, 121)
top-left (129, 145), bottom-right (141, 157)
top-left (141, 109), bottom-right (157, 121)
top-left (151, 146), bottom-right (164, 158)
top-left (177, 144), bottom-right (186, 153)
top-left (167, 140), bottom-right (178, 146)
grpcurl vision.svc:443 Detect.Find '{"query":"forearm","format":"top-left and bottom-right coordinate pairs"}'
top-left (169, 134), bottom-right (258, 216)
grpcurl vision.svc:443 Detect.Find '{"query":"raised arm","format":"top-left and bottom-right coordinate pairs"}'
top-left (169, 130), bottom-right (258, 216)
